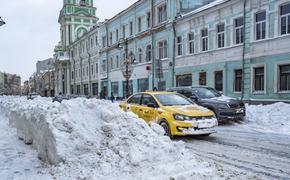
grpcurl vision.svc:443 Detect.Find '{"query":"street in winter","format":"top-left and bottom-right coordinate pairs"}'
top-left (1, 0), bottom-right (290, 180)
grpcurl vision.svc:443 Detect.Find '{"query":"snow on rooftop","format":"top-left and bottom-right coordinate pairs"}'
top-left (181, 0), bottom-right (229, 18)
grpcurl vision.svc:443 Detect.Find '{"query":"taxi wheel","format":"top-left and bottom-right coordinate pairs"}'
top-left (160, 120), bottom-right (172, 138)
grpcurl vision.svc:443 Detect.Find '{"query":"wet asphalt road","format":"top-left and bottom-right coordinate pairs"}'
top-left (178, 125), bottom-right (290, 180)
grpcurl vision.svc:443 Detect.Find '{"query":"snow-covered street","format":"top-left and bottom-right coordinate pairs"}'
top-left (181, 125), bottom-right (290, 179)
top-left (0, 96), bottom-right (290, 180)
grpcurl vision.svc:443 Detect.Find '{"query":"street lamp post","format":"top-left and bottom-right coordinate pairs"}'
top-left (0, 17), bottom-right (6, 26)
top-left (118, 38), bottom-right (136, 98)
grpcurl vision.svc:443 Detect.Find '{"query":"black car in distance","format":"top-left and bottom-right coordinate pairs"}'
top-left (167, 86), bottom-right (245, 122)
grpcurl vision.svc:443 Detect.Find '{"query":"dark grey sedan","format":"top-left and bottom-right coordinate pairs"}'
top-left (167, 86), bottom-right (245, 122)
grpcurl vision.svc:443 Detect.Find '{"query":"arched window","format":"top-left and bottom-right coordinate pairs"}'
top-left (80, 0), bottom-right (86, 6)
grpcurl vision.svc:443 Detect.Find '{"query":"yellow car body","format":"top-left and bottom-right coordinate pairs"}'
top-left (119, 91), bottom-right (218, 136)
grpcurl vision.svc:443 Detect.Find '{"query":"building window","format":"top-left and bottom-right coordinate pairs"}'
top-left (84, 84), bottom-right (88, 95)
top-left (158, 40), bottom-right (168, 59)
top-left (80, 0), bottom-right (86, 6)
top-left (109, 32), bottom-right (113, 45)
top-left (199, 72), bottom-right (207, 86)
top-left (234, 17), bottom-right (244, 44)
top-left (157, 4), bottom-right (167, 24)
top-left (176, 36), bottom-right (183, 56)
top-left (255, 11), bottom-right (266, 40)
top-left (129, 21), bottom-right (133, 36)
top-left (102, 36), bottom-right (106, 48)
top-left (280, 3), bottom-right (290, 35)
top-left (71, 71), bottom-right (74, 80)
top-left (215, 71), bottom-right (223, 91)
top-left (146, 45), bottom-right (152, 62)
top-left (122, 25), bottom-right (126, 38)
top-left (116, 56), bottom-right (119, 68)
top-left (279, 64), bottom-right (290, 91)
top-left (234, 69), bottom-right (243, 92)
top-left (147, 12), bottom-right (151, 28)
top-left (91, 64), bottom-right (94, 75)
top-left (188, 33), bottom-right (194, 54)
top-left (102, 59), bottom-right (106, 72)
top-left (253, 67), bottom-right (265, 91)
top-left (77, 85), bottom-right (81, 95)
top-left (137, 17), bottom-right (142, 32)
top-left (217, 23), bottom-right (225, 48)
top-left (116, 29), bottom-right (119, 42)
top-left (95, 36), bottom-right (98, 46)
top-left (138, 78), bottom-right (149, 92)
top-left (86, 66), bottom-right (89, 76)
top-left (176, 74), bottom-right (192, 87)
top-left (138, 48), bottom-right (143, 63)
top-left (96, 63), bottom-right (98, 73)
top-left (110, 57), bottom-right (114, 70)
top-left (201, 28), bottom-right (208, 51)
top-left (123, 80), bottom-right (133, 97)
top-left (111, 82), bottom-right (119, 96)
top-left (92, 83), bottom-right (98, 96)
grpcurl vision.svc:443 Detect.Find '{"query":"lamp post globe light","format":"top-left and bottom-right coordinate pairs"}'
top-left (118, 38), bottom-right (136, 98)
top-left (0, 17), bottom-right (6, 26)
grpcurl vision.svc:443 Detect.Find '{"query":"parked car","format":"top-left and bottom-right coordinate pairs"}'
top-left (27, 92), bottom-right (40, 100)
top-left (52, 95), bottom-right (70, 103)
top-left (119, 91), bottom-right (218, 137)
top-left (167, 86), bottom-right (245, 122)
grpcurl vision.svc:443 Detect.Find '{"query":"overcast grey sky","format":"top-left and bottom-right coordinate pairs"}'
top-left (0, 0), bottom-right (136, 82)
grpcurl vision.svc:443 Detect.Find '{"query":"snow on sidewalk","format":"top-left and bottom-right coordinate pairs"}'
top-left (245, 102), bottom-right (290, 135)
top-left (0, 109), bottom-right (52, 180)
top-left (0, 96), bottom-right (224, 180)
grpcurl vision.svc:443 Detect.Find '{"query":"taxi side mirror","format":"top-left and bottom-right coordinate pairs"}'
top-left (147, 103), bottom-right (156, 108)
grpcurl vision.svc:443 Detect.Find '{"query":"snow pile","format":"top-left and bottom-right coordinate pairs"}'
top-left (246, 102), bottom-right (290, 135)
top-left (0, 96), bottom-right (221, 180)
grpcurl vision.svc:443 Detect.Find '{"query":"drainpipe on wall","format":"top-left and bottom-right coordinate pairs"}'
top-left (151, 0), bottom-right (155, 89)
top-left (172, 19), bottom-right (177, 88)
top-left (87, 43), bottom-right (92, 96)
top-left (241, 0), bottom-right (246, 100)
top-left (106, 23), bottom-right (109, 99)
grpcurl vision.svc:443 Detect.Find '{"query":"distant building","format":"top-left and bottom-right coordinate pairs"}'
top-left (36, 58), bottom-right (54, 74)
top-left (0, 72), bottom-right (21, 95)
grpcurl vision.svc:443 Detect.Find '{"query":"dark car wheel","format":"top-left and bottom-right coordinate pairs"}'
top-left (159, 120), bottom-right (172, 138)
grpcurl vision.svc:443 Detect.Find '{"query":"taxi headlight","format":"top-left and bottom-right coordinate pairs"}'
top-left (173, 114), bottom-right (191, 121)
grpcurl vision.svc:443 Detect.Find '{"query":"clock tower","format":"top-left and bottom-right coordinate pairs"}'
top-left (58, 0), bottom-right (98, 50)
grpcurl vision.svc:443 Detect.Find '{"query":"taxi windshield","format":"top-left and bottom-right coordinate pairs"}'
top-left (154, 94), bottom-right (192, 106)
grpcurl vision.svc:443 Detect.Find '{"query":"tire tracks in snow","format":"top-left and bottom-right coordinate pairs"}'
top-left (178, 126), bottom-right (290, 180)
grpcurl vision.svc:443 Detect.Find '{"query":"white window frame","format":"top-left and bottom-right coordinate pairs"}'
top-left (157, 40), bottom-right (168, 59)
top-left (157, 3), bottom-right (167, 24)
top-left (255, 10), bottom-right (267, 41)
top-left (188, 32), bottom-right (194, 54)
top-left (176, 36), bottom-right (183, 56)
top-left (146, 12), bottom-right (151, 28)
top-left (138, 48), bottom-right (143, 63)
top-left (201, 28), bottom-right (208, 52)
top-left (146, 44), bottom-right (152, 62)
top-left (216, 23), bottom-right (225, 49)
top-left (234, 17), bottom-right (244, 45)
top-left (251, 64), bottom-right (266, 94)
top-left (137, 17), bottom-right (142, 32)
top-left (279, 3), bottom-right (290, 36)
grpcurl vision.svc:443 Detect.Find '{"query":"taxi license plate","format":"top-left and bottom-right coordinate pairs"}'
top-left (198, 121), bottom-right (213, 128)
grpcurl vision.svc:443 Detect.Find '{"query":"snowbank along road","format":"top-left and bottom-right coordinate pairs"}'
top-left (1, 96), bottom-right (290, 180)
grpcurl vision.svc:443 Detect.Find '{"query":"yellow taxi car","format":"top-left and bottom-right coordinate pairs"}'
top-left (119, 91), bottom-right (218, 137)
